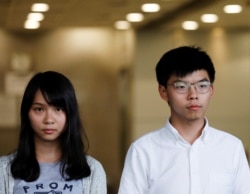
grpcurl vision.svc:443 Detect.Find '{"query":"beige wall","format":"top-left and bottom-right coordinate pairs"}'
top-left (0, 27), bottom-right (135, 193)
top-left (133, 27), bottom-right (250, 160)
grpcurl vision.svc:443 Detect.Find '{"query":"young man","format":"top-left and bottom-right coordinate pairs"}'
top-left (118, 46), bottom-right (250, 194)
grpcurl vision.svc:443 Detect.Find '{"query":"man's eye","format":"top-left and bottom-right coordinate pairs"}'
top-left (175, 82), bottom-right (187, 89)
top-left (198, 82), bottom-right (210, 88)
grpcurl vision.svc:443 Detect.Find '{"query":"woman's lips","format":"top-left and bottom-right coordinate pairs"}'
top-left (42, 129), bottom-right (56, 134)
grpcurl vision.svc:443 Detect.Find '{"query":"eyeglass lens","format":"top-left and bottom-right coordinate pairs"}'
top-left (173, 81), bottom-right (210, 94)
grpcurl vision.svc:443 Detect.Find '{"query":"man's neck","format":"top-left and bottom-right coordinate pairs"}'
top-left (170, 117), bottom-right (206, 144)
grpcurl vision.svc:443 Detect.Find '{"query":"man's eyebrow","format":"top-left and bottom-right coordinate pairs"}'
top-left (171, 78), bottom-right (210, 83)
top-left (198, 78), bottom-right (210, 82)
top-left (172, 79), bottom-right (185, 82)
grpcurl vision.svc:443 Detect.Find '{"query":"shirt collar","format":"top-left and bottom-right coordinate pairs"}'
top-left (165, 118), bottom-right (211, 145)
top-left (201, 118), bottom-right (210, 143)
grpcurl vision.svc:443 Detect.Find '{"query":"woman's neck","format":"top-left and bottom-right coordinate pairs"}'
top-left (35, 139), bottom-right (62, 163)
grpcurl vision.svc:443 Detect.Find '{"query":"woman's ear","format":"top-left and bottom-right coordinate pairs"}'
top-left (158, 85), bottom-right (168, 101)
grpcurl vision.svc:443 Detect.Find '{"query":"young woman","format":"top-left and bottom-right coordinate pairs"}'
top-left (0, 71), bottom-right (107, 194)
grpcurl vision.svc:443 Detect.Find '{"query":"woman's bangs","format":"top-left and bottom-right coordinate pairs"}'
top-left (41, 89), bottom-right (66, 108)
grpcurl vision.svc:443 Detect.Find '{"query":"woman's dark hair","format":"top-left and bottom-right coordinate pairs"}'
top-left (155, 45), bottom-right (216, 86)
top-left (11, 71), bottom-right (91, 181)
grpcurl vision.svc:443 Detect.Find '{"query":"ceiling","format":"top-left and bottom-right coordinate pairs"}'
top-left (0, 0), bottom-right (249, 34)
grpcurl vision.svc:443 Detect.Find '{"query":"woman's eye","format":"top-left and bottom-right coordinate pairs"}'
top-left (34, 107), bottom-right (43, 112)
top-left (55, 107), bottom-right (64, 112)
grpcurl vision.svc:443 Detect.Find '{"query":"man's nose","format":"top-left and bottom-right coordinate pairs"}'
top-left (187, 84), bottom-right (198, 99)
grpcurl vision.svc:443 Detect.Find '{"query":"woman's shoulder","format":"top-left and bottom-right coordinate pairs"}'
top-left (83, 156), bottom-right (107, 193)
top-left (0, 153), bottom-right (15, 164)
top-left (86, 155), bottom-right (103, 169)
top-left (86, 155), bottom-right (106, 177)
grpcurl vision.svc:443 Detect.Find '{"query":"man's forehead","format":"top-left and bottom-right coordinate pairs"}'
top-left (169, 70), bottom-right (210, 82)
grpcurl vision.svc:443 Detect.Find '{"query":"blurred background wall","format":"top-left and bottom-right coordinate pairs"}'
top-left (0, 2), bottom-right (250, 194)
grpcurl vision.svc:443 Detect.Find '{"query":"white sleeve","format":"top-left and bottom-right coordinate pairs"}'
top-left (233, 141), bottom-right (250, 194)
top-left (118, 144), bottom-right (149, 194)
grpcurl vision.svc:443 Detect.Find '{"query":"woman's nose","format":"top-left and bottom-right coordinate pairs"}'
top-left (44, 110), bottom-right (54, 124)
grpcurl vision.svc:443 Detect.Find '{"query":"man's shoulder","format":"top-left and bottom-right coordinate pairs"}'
top-left (209, 126), bottom-right (242, 143)
top-left (131, 127), bottom-right (165, 147)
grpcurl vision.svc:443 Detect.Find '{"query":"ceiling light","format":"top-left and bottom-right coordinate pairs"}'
top-left (201, 14), bottom-right (218, 23)
top-left (114, 21), bottom-right (131, 30)
top-left (126, 13), bottom-right (144, 22)
top-left (141, 3), bottom-right (160, 12)
top-left (24, 20), bottom-right (40, 29)
top-left (31, 3), bottom-right (49, 12)
top-left (223, 4), bottom-right (242, 14)
top-left (27, 13), bottom-right (44, 21)
top-left (182, 21), bottom-right (199, 30)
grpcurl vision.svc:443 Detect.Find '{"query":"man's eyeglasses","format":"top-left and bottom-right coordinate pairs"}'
top-left (168, 80), bottom-right (211, 94)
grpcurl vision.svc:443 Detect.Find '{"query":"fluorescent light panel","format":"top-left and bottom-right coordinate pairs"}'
top-left (126, 13), bottom-right (144, 22)
top-left (31, 3), bottom-right (49, 12)
top-left (24, 20), bottom-right (40, 29)
top-left (141, 3), bottom-right (160, 12)
top-left (201, 14), bottom-right (218, 23)
top-left (223, 4), bottom-right (242, 14)
top-left (182, 21), bottom-right (199, 30)
top-left (27, 13), bottom-right (44, 21)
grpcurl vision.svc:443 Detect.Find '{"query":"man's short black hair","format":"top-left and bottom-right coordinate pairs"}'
top-left (155, 45), bottom-right (215, 86)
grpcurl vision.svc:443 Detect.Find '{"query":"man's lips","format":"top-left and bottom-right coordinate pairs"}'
top-left (187, 105), bottom-right (201, 110)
